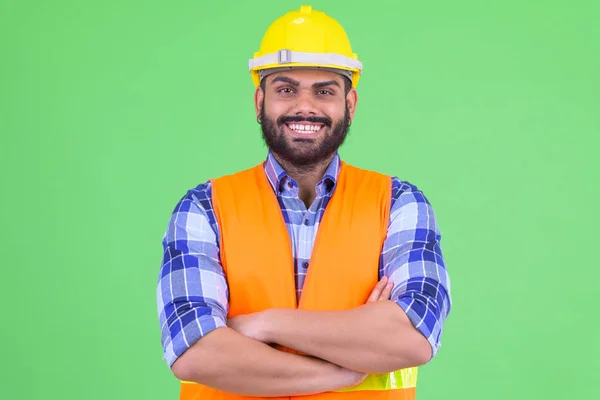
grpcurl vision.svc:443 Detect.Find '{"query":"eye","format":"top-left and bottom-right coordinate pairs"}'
top-left (317, 89), bottom-right (333, 95)
top-left (278, 87), bottom-right (295, 94)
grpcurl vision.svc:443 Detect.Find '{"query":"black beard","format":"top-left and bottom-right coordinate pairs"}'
top-left (259, 103), bottom-right (351, 168)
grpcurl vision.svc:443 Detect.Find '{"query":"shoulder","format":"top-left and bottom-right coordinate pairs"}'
top-left (170, 161), bottom-right (266, 222)
top-left (390, 176), bottom-right (432, 209)
top-left (172, 180), bottom-right (214, 214)
top-left (165, 180), bottom-right (220, 238)
top-left (339, 162), bottom-right (433, 209)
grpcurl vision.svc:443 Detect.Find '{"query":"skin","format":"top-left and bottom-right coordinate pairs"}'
top-left (171, 69), bottom-right (431, 395)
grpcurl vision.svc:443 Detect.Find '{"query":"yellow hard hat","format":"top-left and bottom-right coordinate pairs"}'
top-left (248, 5), bottom-right (362, 88)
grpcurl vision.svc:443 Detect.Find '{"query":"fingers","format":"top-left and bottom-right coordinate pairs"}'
top-left (366, 276), bottom-right (387, 302)
top-left (367, 276), bottom-right (394, 303)
top-left (379, 280), bottom-right (393, 300)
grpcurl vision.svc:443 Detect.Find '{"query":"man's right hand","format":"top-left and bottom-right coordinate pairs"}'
top-left (302, 354), bottom-right (367, 389)
top-left (333, 363), bottom-right (369, 389)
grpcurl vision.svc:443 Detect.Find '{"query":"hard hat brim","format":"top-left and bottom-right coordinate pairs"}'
top-left (249, 49), bottom-right (362, 88)
top-left (248, 49), bottom-right (362, 72)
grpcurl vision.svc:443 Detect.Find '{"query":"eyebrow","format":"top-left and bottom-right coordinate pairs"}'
top-left (312, 80), bottom-right (340, 89)
top-left (271, 76), bottom-right (300, 86)
top-left (271, 76), bottom-right (341, 89)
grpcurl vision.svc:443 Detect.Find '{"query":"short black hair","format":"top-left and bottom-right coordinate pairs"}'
top-left (260, 73), bottom-right (352, 95)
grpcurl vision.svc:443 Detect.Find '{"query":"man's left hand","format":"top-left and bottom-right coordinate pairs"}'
top-left (366, 275), bottom-right (394, 303)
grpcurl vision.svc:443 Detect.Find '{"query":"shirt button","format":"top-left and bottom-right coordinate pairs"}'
top-left (302, 262), bottom-right (309, 268)
top-left (288, 181), bottom-right (293, 188)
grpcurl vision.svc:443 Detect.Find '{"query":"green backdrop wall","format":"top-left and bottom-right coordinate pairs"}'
top-left (1, 0), bottom-right (599, 399)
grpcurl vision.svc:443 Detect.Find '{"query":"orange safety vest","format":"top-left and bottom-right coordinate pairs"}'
top-left (179, 161), bottom-right (419, 400)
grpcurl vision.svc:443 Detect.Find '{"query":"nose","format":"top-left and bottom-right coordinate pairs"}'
top-left (293, 90), bottom-right (318, 117)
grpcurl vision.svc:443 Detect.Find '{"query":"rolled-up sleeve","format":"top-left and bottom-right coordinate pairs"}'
top-left (156, 182), bottom-right (229, 367)
top-left (383, 178), bottom-right (452, 360)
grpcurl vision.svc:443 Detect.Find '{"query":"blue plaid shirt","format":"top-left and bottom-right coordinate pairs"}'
top-left (157, 151), bottom-right (452, 367)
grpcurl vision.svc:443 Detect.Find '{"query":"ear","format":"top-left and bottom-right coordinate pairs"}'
top-left (345, 88), bottom-right (358, 121)
top-left (254, 84), bottom-right (264, 119)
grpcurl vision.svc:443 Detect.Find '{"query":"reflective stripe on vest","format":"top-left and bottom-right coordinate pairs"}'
top-left (177, 161), bottom-right (418, 400)
top-left (333, 368), bottom-right (418, 392)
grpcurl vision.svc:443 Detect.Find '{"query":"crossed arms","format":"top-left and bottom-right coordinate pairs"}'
top-left (171, 278), bottom-right (432, 397)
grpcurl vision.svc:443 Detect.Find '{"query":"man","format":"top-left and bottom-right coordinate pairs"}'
top-left (157, 5), bottom-right (452, 400)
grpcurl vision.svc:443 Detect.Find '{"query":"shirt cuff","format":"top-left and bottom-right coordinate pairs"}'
top-left (164, 314), bottom-right (227, 368)
top-left (395, 296), bottom-right (442, 361)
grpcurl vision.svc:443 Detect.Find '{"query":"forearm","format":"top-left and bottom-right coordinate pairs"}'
top-left (263, 300), bottom-right (432, 374)
top-left (171, 326), bottom-right (362, 397)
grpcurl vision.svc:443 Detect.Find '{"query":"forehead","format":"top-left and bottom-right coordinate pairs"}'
top-left (264, 68), bottom-right (344, 86)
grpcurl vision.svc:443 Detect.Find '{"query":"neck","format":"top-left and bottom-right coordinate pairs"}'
top-left (274, 153), bottom-right (335, 208)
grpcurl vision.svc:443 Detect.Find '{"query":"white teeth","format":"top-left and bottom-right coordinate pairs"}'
top-left (288, 124), bottom-right (322, 134)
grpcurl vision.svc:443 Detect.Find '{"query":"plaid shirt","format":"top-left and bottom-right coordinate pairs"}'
top-left (157, 151), bottom-right (452, 367)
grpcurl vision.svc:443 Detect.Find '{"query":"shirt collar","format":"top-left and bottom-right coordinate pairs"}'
top-left (264, 150), bottom-right (341, 194)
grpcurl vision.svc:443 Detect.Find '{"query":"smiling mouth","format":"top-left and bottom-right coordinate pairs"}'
top-left (285, 123), bottom-right (324, 134)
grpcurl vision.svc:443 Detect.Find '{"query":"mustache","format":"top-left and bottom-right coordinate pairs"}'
top-left (277, 115), bottom-right (332, 127)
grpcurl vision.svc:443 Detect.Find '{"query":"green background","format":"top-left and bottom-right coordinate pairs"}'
top-left (1, 0), bottom-right (599, 399)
